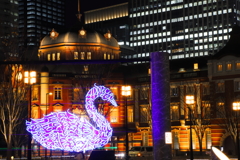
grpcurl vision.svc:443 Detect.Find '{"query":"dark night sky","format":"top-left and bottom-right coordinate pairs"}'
top-left (66, 0), bottom-right (128, 27)
top-left (81, 0), bottom-right (128, 12)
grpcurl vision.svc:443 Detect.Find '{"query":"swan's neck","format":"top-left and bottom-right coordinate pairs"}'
top-left (85, 87), bottom-right (104, 122)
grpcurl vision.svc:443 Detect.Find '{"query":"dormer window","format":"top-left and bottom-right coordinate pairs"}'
top-left (226, 63), bottom-right (232, 71)
top-left (217, 64), bottom-right (222, 72)
top-left (236, 62), bottom-right (240, 70)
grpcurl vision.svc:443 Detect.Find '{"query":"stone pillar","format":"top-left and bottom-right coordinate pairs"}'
top-left (40, 67), bottom-right (50, 114)
top-left (151, 52), bottom-right (172, 160)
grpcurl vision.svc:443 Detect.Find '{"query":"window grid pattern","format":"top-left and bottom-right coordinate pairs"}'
top-left (129, 0), bottom-right (238, 60)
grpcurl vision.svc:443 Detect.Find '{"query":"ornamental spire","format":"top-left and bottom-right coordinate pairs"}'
top-left (76, 0), bottom-right (82, 21)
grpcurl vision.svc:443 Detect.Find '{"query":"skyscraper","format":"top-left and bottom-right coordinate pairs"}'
top-left (129, 0), bottom-right (240, 60)
top-left (0, 0), bottom-right (18, 37)
top-left (18, 0), bottom-right (66, 48)
top-left (0, 0), bottom-right (19, 59)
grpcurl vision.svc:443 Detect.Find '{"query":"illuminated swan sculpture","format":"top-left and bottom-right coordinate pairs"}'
top-left (26, 84), bottom-right (117, 152)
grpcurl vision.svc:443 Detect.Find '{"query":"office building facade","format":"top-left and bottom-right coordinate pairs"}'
top-left (84, 3), bottom-right (136, 58)
top-left (129, 0), bottom-right (240, 60)
top-left (18, 0), bottom-right (66, 48)
top-left (85, 3), bottom-right (129, 46)
top-left (0, 0), bottom-right (19, 59)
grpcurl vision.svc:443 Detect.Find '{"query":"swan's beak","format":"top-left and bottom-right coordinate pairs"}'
top-left (110, 100), bottom-right (118, 107)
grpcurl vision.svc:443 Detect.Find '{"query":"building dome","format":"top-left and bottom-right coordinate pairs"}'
top-left (40, 29), bottom-right (119, 48)
top-left (38, 27), bottom-right (120, 61)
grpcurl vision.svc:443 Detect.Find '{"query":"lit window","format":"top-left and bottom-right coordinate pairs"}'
top-left (140, 105), bottom-right (148, 123)
top-left (83, 65), bottom-right (88, 72)
top-left (128, 106), bottom-right (133, 122)
top-left (194, 63), bottom-right (199, 71)
top-left (47, 54), bottom-right (51, 61)
top-left (57, 53), bottom-right (60, 60)
top-left (87, 52), bottom-right (91, 60)
top-left (52, 53), bottom-right (55, 61)
top-left (104, 53), bottom-right (106, 60)
top-left (111, 54), bottom-right (115, 59)
top-left (171, 106), bottom-right (179, 120)
top-left (227, 63), bottom-right (232, 71)
top-left (81, 52), bottom-right (85, 60)
top-left (110, 87), bottom-right (118, 100)
top-left (54, 87), bottom-right (62, 100)
top-left (236, 62), bottom-right (240, 70)
top-left (110, 108), bottom-right (119, 123)
top-left (74, 52), bottom-right (78, 60)
top-left (32, 86), bottom-right (38, 101)
top-left (108, 54), bottom-right (111, 60)
top-left (216, 82), bottom-right (224, 93)
top-left (217, 64), bottom-right (222, 71)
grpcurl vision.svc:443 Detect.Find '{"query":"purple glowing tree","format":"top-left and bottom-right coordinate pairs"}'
top-left (26, 84), bottom-right (118, 152)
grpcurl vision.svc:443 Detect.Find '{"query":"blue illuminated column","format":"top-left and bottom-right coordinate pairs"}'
top-left (150, 52), bottom-right (172, 160)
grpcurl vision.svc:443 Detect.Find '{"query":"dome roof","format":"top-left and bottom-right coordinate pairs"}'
top-left (40, 28), bottom-right (119, 48)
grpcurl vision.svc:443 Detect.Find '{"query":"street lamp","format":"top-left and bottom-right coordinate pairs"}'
top-left (24, 71), bottom-right (36, 160)
top-left (45, 92), bottom-right (52, 159)
top-left (121, 85), bottom-right (131, 160)
top-left (233, 101), bottom-right (240, 160)
top-left (186, 95), bottom-right (194, 160)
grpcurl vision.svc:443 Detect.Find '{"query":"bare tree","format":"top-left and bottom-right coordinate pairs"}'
top-left (0, 63), bottom-right (28, 160)
top-left (191, 101), bottom-right (211, 155)
top-left (215, 96), bottom-right (238, 155)
top-left (177, 82), bottom-right (211, 155)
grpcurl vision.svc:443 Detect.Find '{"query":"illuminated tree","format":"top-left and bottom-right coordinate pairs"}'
top-left (0, 64), bottom-right (28, 159)
top-left (215, 96), bottom-right (239, 156)
top-left (175, 82), bottom-right (211, 155)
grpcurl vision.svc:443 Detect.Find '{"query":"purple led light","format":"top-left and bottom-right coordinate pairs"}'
top-left (26, 84), bottom-right (117, 152)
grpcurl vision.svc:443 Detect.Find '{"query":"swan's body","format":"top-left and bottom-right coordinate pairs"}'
top-left (26, 84), bottom-right (117, 152)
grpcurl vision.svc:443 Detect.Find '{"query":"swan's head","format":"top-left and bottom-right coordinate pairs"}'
top-left (101, 87), bottom-right (118, 107)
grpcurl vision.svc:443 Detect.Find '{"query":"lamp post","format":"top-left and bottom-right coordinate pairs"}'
top-left (45, 92), bottom-right (52, 159)
top-left (233, 102), bottom-right (240, 160)
top-left (24, 71), bottom-right (36, 160)
top-left (186, 95), bottom-right (194, 160)
top-left (121, 86), bottom-right (131, 160)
